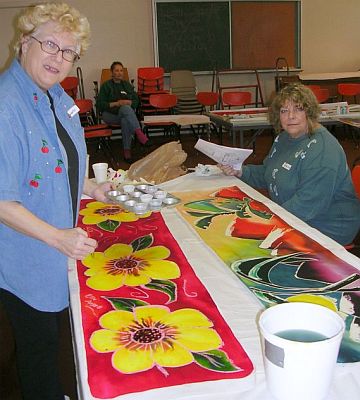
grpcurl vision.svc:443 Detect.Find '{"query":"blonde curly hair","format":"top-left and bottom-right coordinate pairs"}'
top-left (269, 83), bottom-right (321, 134)
top-left (14, 2), bottom-right (90, 58)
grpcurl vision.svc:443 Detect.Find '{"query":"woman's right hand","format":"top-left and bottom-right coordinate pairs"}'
top-left (218, 164), bottom-right (242, 178)
top-left (54, 227), bottom-right (97, 260)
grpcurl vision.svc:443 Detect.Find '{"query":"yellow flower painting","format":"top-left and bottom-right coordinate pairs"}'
top-left (79, 201), bottom-right (151, 225)
top-left (90, 305), bottom-right (223, 374)
top-left (82, 243), bottom-right (180, 291)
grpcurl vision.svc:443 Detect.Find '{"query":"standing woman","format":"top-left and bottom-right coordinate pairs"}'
top-left (220, 84), bottom-right (360, 245)
top-left (0, 3), bottom-right (111, 399)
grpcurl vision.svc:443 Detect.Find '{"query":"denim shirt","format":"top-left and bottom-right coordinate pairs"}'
top-left (0, 59), bottom-right (86, 311)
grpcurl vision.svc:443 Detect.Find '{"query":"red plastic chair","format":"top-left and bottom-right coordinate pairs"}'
top-left (352, 164), bottom-right (360, 198)
top-left (306, 84), bottom-right (321, 91)
top-left (196, 91), bottom-right (219, 111)
top-left (337, 83), bottom-right (360, 103)
top-left (60, 76), bottom-right (79, 100)
top-left (75, 99), bottom-right (119, 169)
top-left (143, 93), bottom-right (179, 139)
top-left (221, 91), bottom-right (252, 109)
top-left (137, 67), bottom-right (165, 93)
top-left (310, 87), bottom-right (330, 103)
top-left (196, 91), bottom-right (220, 141)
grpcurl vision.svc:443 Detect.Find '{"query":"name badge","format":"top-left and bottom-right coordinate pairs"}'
top-left (67, 104), bottom-right (80, 118)
top-left (282, 162), bottom-right (291, 170)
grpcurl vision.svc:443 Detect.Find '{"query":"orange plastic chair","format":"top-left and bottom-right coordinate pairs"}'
top-left (221, 91), bottom-right (252, 109)
top-left (75, 99), bottom-right (118, 169)
top-left (310, 87), bottom-right (330, 103)
top-left (337, 83), bottom-right (360, 103)
top-left (60, 76), bottom-right (79, 100)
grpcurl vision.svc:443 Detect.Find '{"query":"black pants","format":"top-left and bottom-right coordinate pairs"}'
top-left (0, 289), bottom-right (64, 400)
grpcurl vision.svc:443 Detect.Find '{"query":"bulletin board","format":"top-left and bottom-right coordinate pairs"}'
top-left (153, 0), bottom-right (301, 72)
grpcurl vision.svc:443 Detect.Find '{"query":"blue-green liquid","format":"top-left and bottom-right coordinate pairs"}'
top-left (276, 329), bottom-right (328, 342)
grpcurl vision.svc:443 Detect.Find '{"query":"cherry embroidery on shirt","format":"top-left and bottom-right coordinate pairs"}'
top-left (55, 159), bottom-right (63, 174)
top-left (41, 139), bottom-right (49, 153)
top-left (30, 174), bottom-right (42, 188)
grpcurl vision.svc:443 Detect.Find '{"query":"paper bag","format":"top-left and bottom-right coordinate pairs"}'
top-left (127, 141), bottom-right (187, 184)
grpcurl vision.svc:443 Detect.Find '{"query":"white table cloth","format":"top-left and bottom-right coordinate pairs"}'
top-left (69, 171), bottom-right (360, 399)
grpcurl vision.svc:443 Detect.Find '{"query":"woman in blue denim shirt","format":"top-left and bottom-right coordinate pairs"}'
top-left (0, 3), bottom-right (112, 398)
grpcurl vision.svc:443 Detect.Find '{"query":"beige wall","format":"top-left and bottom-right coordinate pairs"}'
top-left (0, 0), bottom-right (359, 103)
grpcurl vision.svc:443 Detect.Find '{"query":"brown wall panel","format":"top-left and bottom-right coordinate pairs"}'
top-left (232, 1), bottom-right (297, 69)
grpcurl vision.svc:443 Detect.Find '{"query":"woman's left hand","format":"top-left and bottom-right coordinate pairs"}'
top-left (91, 181), bottom-right (113, 202)
top-left (83, 177), bottom-right (113, 202)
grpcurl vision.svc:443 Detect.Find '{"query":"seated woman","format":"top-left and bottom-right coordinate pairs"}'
top-left (220, 83), bottom-right (360, 245)
top-left (96, 61), bottom-right (148, 163)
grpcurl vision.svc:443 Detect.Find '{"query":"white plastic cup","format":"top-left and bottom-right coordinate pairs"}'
top-left (92, 163), bottom-right (108, 184)
top-left (258, 302), bottom-right (345, 400)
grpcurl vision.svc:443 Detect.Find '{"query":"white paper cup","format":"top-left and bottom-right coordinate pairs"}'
top-left (258, 302), bottom-right (345, 400)
top-left (85, 154), bottom-right (89, 178)
top-left (92, 163), bottom-right (108, 184)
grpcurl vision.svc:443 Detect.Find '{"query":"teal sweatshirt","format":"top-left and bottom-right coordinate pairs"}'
top-left (241, 126), bottom-right (360, 244)
top-left (96, 79), bottom-right (139, 114)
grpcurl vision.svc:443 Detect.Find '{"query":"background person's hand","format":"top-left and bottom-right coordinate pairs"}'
top-left (218, 163), bottom-right (242, 178)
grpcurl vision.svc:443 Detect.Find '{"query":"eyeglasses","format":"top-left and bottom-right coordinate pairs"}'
top-left (31, 36), bottom-right (80, 63)
top-left (280, 105), bottom-right (305, 115)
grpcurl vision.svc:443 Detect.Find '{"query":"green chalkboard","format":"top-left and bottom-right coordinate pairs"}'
top-left (156, 1), bottom-right (230, 72)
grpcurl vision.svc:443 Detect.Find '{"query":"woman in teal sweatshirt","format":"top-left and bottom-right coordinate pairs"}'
top-left (220, 84), bottom-right (360, 245)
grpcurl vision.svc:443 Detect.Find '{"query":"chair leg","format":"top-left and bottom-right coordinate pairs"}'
top-left (100, 138), bottom-right (119, 169)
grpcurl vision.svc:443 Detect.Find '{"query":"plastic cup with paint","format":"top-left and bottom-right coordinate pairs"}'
top-left (140, 193), bottom-right (153, 203)
top-left (154, 190), bottom-right (167, 200)
top-left (92, 163), bottom-right (108, 184)
top-left (131, 191), bottom-right (142, 198)
top-left (124, 199), bottom-right (136, 210)
top-left (149, 198), bottom-right (162, 210)
top-left (145, 185), bottom-right (158, 194)
top-left (123, 184), bottom-right (135, 194)
top-left (134, 202), bottom-right (148, 215)
top-left (258, 302), bottom-right (345, 400)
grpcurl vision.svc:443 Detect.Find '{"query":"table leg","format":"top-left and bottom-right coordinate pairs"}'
top-left (206, 123), bottom-right (211, 141)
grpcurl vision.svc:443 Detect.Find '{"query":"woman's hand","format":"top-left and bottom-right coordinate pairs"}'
top-left (218, 164), bottom-right (242, 178)
top-left (0, 201), bottom-right (97, 260)
top-left (116, 99), bottom-right (132, 107)
top-left (83, 178), bottom-right (113, 202)
top-left (53, 227), bottom-right (97, 260)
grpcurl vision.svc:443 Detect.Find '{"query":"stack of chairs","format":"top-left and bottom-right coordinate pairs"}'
top-left (137, 67), bottom-right (167, 119)
top-left (169, 70), bottom-right (202, 115)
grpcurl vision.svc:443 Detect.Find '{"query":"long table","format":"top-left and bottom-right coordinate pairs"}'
top-left (207, 105), bottom-right (360, 147)
top-left (69, 173), bottom-right (360, 399)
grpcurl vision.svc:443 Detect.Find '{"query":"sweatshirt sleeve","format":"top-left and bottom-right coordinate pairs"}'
top-left (123, 81), bottom-right (139, 110)
top-left (96, 81), bottom-right (111, 113)
top-left (241, 164), bottom-right (267, 188)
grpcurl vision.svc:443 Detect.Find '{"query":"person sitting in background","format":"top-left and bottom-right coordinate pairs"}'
top-left (219, 83), bottom-right (360, 245)
top-left (96, 61), bottom-right (149, 163)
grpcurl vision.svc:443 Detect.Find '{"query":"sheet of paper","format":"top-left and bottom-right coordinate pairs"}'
top-left (195, 139), bottom-right (253, 170)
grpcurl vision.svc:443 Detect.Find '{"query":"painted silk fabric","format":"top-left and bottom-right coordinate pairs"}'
top-left (175, 186), bottom-right (360, 363)
top-left (76, 199), bottom-right (253, 399)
